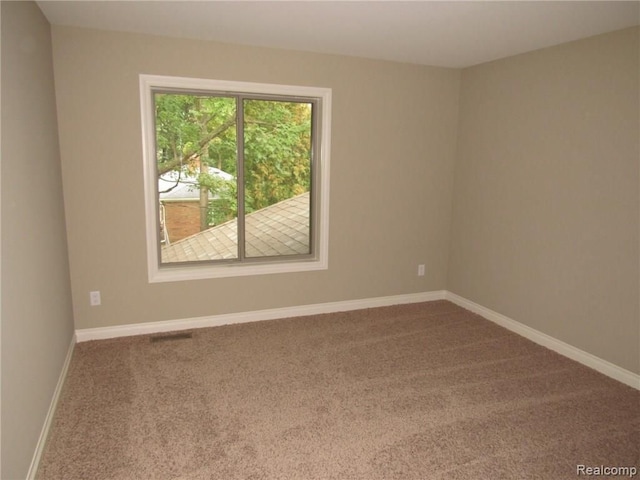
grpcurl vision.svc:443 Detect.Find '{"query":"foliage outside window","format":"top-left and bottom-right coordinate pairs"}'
top-left (140, 75), bottom-right (331, 282)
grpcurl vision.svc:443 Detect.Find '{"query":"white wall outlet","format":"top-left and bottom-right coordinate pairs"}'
top-left (418, 264), bottom-right (425, 276)
top-left (89, 291), bottom-right (101, 306)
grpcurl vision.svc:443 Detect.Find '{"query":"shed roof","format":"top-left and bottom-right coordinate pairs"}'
top-left (161, 191), bottom-right (310, 263)
top-left (158, 168), bottom-right (233, 201)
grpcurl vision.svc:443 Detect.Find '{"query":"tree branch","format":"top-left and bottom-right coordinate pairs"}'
top-left (157, 115), bottom-right (236, 176)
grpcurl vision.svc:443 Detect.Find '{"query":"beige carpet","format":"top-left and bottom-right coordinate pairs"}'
top-left (37, 301), bottom-right (639, 479)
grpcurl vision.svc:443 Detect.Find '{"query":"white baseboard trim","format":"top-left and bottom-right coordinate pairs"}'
top-left (75, 290), bottom-right (448, 342)
top-left (74, 289), bottom-right (638, 390)
top-left (26, 336), bottom-right (76, 480)
top-left (445, 291), bottom-right (640, 390)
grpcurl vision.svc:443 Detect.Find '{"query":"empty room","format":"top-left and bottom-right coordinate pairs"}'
top-left (2, 1), bottom-right (638, 479)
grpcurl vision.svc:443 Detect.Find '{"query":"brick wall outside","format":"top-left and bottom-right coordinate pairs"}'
top-left (163, 201), bottom-right (201, 243)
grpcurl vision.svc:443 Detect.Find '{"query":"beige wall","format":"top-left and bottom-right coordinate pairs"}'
top-left (51, 27), bottom-right (461, 330)
top-left (1, 2), bottom-right (75, 478)
top-left (448, 28), bottom-right (640, 373)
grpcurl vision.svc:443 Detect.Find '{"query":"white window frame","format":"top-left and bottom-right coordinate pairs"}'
top-left (139, 74), bottom-right (331, 282)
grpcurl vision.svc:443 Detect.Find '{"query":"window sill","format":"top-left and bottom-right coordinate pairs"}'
top-left (148, 256), bottom-right (328, 282)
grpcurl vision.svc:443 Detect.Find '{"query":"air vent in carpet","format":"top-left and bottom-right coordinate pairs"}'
top-left (150, 332), bottom-right (193, 343)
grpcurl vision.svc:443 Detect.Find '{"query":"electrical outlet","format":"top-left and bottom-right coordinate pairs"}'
top-left (90, 291), bottom-right (101, 306)
top-left (417, 264), bottom-right (425, 276)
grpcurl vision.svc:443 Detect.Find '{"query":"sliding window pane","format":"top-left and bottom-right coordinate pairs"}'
top-left (242, 99), bottom-right (312, 258)
top-left (155, 93), bottom-right (239, 264)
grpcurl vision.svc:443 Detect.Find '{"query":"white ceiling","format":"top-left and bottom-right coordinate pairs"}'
top-left (37, 1), bottom-right (640, 68)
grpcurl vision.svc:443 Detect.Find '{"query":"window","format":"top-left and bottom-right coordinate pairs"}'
top-left (140, 75), bottom-right (331, 282)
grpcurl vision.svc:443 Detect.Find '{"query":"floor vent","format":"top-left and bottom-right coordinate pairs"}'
top-left (150, 332), bottom-right (193, 343)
